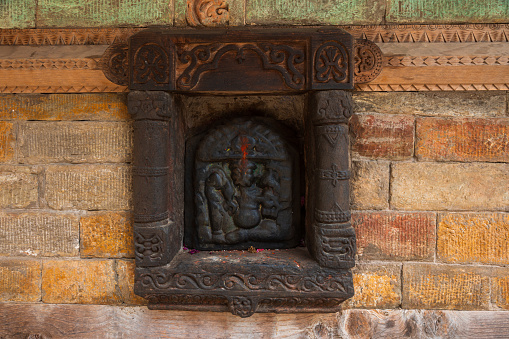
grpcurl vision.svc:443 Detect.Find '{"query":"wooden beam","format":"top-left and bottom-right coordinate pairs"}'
top-left (1, 304), bottom-right (509, 338)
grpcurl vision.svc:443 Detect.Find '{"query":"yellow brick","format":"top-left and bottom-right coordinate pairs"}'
top-left (0, 122), bottom-right (14, 162)
top-left (117, 260), bottom-right (147, 305)
top-left (492, 274), bottom-right (509, 310)
top-left (0, 259), bottom-right (41, 302)
top-left (42, 260), bottom-right (120, 304)
top-left (81, 212), bottom-right (133, 258)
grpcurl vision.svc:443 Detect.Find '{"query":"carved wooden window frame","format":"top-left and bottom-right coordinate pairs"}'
top-left (108, 28), bottom-right (383, 317)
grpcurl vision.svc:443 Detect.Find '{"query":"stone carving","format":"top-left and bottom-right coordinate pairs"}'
top-left (187, 118), bottom-right (300, 250)
top-left (102, 41), bottom-right (129, 86)
top-left (177, 43), bottom-right (305, 90)
top-left (133, 43), bottom-right (170, 86)
top-left (314, 41), bottom-right (349, 84)
top-left (128, 90), bottom-right (173, 120)
top-left (354, 39), bottom-right (383, 83)
top-left (134, 229), bottom-right (164, 262)
top-left (186, 0), bottom-right (229, 27)
top-left (311, 90), bottom-right (353, 125)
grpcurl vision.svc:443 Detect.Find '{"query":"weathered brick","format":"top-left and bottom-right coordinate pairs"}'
top-left (438, 213), bottom-right (509, 265)
top-left (117, 260), bottom-right (147, 305)
top-left (0, 212), bottom-right (79, 257)
top-left (81, 212), bottom-right (133, 258)
top-left (353, 211), bottom-right (435, 261)
top-left (0, 122), bottom-right (14, 162)
top-left (246, 0), bottom-right (385, 25)
top-left (416, 118), bottom-right (509, 162)
top-left (0, 259), bottom-right (41, 302)
top-left (0, 0), bottom-right (36, 28)
top-left (353, 92), bottom-right (506, 117)
top-left (350, 114), bottom-right (414, 160)
top-left (344, 263), bottom-right (401, 309)
top-left (492, 271), bottom-right (509, 310)
top-left (0, 94), bottom-right (129, 121)
top-left (403, 263), bottom-right (490, 310)
top-left (387, 0), bottom-right (509, 24)
top-left (45, 165), bottom-right (131, 211)
top-left (0, 166), bottom-right (38, 209)
top-left (351, 161), bottom-right (389, 210)
top-left (391, 163), bottom-right (509, 211)
top-left (19, 122), bottom-right (132, 164)
top-left (37, 0), bottom-right (172, 27)
top-left (42, 259), bottom-right (120, 304)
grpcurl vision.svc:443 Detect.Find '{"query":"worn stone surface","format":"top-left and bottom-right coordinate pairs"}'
top-left (403, 263), bottom-right (490, 310)
top-left (438, 213), bottom-right (509, 265)
top-left (0, 212), bottom-right (79, 257)
top-left (37, 0), bottom-right (172, 27)
top-left (246, 0), bottom-right (385, 25)
top-left (117, 260), bottom-right (147, 305)
top-left (181, 94), bottom-right (306, 135)
top-left (0, 0), bottom-right (36, 28)
top-left (0, 259), bottom-right (41, 302)
top-left (350, 114), bottom-right (414, 160)
top-left (42, 259), bottom-right (121, 304)
top-left (344, 263), bottom-right (401, 309)
top-left (81, 212), bottom-right (133, 258)
top-left (19, 122), bottom-right (132, 164)
top-left (391, 163), bottom-right (509, 211)
top-left (45, 165), bottom-right (131, 211)
top-left (0, 94), bottom-right (129, 121)
top-left (353, 92), bottom-right (506, 117)
top-left (353, 211), bottom-right (436, 261)
top-left (0, 166), bottom-right (38, 209)
top-left (0, 122), bottom-right (14, 163)
top-left (387, 0), bottom-right (509, 24)
top-left (351, 161), bottom-right (389, 210)
top-left (416, 118), bottom-right (509, 162)
top-left (492, 272), bottom-right (509, 310)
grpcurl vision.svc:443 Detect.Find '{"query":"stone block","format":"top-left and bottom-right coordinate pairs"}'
top-left (117, 260), bottom-right (148, 305)
top-left (0, 166), bottom-right (38, 209)
top-left (416, 117), bottom-right (509, 162)
top-left (81, 212), bottom-right (133, 258)
top-left (0, 212), bottom-right (79, 257)
top-left (350, 114), bottom-right (414, 160)
top-left (0, 94), bottom-right (129, 121)
top-left (344, 263), bottom-right (401, 309)
top-left (45, 165), bottom-right (131, 211)
top-left (391, 163), bottom-right (509, 211)
top-left (37, 0), bottom-right (172, 27)
top-left (492, 272), bottom-right (509, 310)
top-left (353, 92), bottom-right (506, 117)
top-left (351, 161), bottom-right (389, 210)
top-left (42, 259), bottom-right (121, 304)
top-left (19, 122), bottom-right (132, 164)
top-left (403, 263), bottom-right (490, 310)
top-left (0, 122), bottom-right (14, 163)
top-left (387, 0), bottom-right (509, 24)
top-left (0, 259), bottom-right (41, 302)
top-left (246, 0), bottom-right (385, 25)
top-left (0, 0), bottom-right (36, 28)
top-left (353, 211), bottom-right (435, 261)
top-left (438, 213), bottom-right (509, 265)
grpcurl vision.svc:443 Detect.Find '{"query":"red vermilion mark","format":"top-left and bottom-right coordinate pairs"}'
top-left (239, 135), bottom-right (250, 173)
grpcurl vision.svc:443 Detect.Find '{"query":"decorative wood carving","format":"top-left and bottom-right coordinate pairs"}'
top-left (186, 0), bottom-right (229, 27)
top-left (128, 28), bottom-right (354, 92)
top-left (354, 39), bottom-right (383, 83)
top-left (102, 41), bottom-right (129, 86)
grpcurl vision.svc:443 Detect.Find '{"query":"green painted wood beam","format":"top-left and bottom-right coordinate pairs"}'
top-left (0, 0), bottom-right (36, 29)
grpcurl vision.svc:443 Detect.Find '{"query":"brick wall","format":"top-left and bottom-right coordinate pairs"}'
top-left (0, 91), bottom-right (507, 312)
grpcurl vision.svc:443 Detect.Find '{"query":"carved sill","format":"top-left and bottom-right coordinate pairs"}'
top-left (126, 28), bottom-right (365, 317)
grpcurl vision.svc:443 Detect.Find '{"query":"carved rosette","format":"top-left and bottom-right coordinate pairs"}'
top-left (187, 0), bottom-right (229, 27)
top-left (354, 39), bottom-right (383, 83)
top-left (101, 41), bottom-right (129, 86)
top-left (307, 91), bottom-right (356, 269)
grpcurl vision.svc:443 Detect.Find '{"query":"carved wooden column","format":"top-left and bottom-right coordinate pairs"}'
top-left (128, 91), bottom-right (183, 267)
top-left (306, 91), bottom-right (355, 268)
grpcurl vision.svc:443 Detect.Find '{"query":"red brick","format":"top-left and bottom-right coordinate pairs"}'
top-left (416, 117), bottom-right (509, 162)
top-left (438, 213), bottom-right (509, 265)
top-left (350, 114), bottom-right (414, 160)
top-left (353, 212), bottom-right (436, 261)
top-left (403, 263), bottom-right (490, 310)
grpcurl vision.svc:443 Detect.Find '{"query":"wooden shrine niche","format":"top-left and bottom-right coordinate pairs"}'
top-left (114, 28), bottom-right (383, 317)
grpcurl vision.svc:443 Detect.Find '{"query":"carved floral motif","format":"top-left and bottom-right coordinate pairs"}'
top-left (133, 43), bottom-right (170, 86)
top-left (314, 41), bottom-right (348, 84)
top-left (354, 39), bottom-right (383, 83)
top-left (187, 0), bottom-right (229, 27)
top-left (102, 41), bottom-right (129, 86)
top-left (134, 230), bottom-right (164, 262)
